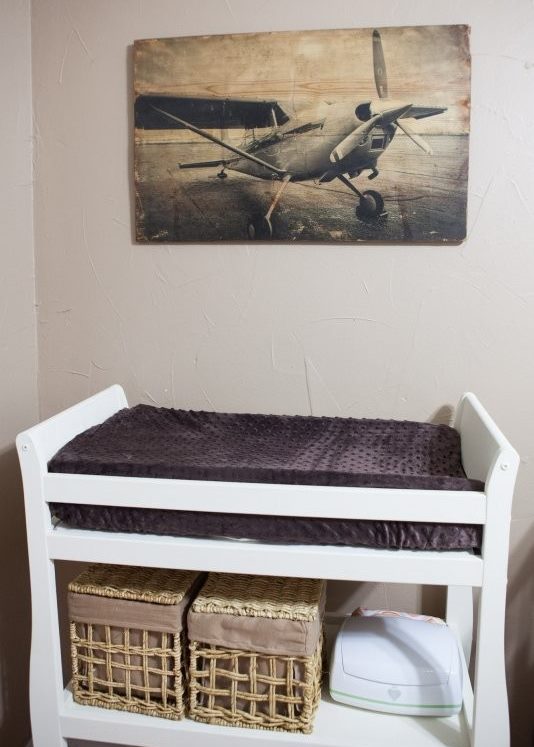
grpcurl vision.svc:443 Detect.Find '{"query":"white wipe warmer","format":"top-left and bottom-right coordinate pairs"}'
top-left (330, 614), bottom-right (463, 717)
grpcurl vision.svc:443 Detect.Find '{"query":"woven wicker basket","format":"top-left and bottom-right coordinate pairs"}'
top-left (188, 573), bottom-right (325, 733)
top-left (69, 564), bottom-right (200, 720)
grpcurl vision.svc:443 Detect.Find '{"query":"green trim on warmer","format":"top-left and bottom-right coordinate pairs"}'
top-left (330, 688), bottom-right (462, 710)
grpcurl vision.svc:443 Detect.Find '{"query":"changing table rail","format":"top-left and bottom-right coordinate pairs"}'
top-left (44, 471), bottom-right (487, 524)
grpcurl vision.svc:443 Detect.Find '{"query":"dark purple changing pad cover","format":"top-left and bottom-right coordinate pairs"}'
top-left (48, 405), bottom-right (483, 550)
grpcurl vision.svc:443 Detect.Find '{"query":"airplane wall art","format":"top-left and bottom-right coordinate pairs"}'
top-left (134, 25), bottom-right (470, 243)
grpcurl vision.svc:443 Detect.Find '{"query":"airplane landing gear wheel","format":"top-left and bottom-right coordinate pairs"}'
top-left (247, 215), bottom-right (273, 240)
top-left (356, 190), bottom-right (384, 221)
top-left (217, 170), bottom-right (228, 179)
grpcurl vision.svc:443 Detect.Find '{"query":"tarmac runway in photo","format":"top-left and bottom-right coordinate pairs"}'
top-left (135, 134), bottom-right (468, 243)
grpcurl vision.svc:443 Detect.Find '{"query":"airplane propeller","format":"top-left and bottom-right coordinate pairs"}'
top-left (329, 29), bottom-right (434, 164)
top-left (395, 120), bottom-right (433, 155)
top-left (372, 29), bottom-right (388, 99)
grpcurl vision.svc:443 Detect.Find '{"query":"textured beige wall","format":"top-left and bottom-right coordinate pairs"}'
top-left (31, 0), bottom-right (534, 745)
top-left (0, 1), bottom-right (37, 746)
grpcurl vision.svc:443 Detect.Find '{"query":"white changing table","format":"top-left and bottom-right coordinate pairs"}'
top-left (17, 386), bottom-right (519, 747)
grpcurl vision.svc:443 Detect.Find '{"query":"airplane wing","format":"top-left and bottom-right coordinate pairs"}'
top-left (148, 104), bottom-right (286, 176)
top-left (399, 105), bottom-right (447, 120)
top-left (135, 94), bottom-right (291, 130)
top-left (177, 158), bottom-right (238, 170)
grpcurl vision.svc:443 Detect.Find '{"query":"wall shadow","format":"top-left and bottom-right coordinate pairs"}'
top-left (506, 528), bottom-right (534, 747)
top-left (428, 404), bottom-right (455, 426)
top-left (0, 446), bottom-right (31, 747)
top-left (126, 44), bottom-right (137, 245)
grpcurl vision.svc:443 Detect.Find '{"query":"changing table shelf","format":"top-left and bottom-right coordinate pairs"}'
top-left (60, 687), bottom-right (471, 747)
top-left (48, 525), bottom-right (484, 586)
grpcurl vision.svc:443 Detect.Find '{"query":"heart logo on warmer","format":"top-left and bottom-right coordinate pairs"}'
top-left (388, 687), bottom-right (402, 701)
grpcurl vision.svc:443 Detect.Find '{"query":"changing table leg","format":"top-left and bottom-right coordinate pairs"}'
top-left (454, 393), bottom-right (520, 747)
top-left (446, 585), bottom-right (473, 665)
top-left (471, 563), bottom-right (510, 747)
top-left (18, 440), bottom-right (68, 747)
top-left (17, 386), bottom-right (129, 746)
top-left (28, 558), bottom-right (68, 747)
top-left (471, 454), bottom-right (518, 747)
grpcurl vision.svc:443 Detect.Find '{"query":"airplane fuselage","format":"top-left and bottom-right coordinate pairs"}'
top-left (228, 102), bottom-right (396, 182)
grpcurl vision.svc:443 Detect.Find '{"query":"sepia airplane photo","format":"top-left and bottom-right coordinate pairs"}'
top-left (134, 25), bottom-right (470, 243)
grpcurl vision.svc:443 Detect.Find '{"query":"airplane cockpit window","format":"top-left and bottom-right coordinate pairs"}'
top-left (283, 120), bottom-right (326, 137)
top-left (370, 135), bottom-right (386, 150)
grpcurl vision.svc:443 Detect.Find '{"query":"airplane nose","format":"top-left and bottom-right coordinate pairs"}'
top-left (380, 103), bottom-right (413, 123)
top-left (356, 99), bottom-right (413, 123)
top-left (355, 99), bottom-right (412, 124)
top-left (331, 102), bottom-right (413, 164)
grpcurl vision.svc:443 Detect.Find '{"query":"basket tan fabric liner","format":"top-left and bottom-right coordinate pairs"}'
top-left (68, 565), bottom-right (202, 634)
top-left (189, 574), bottom-right (326, 656)
top-left (188, 609), bottom-right (323, 656)
top-left (69, 592), bottom-right (188, 634)
top-left (71, 622), bottom-right (179, 692)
